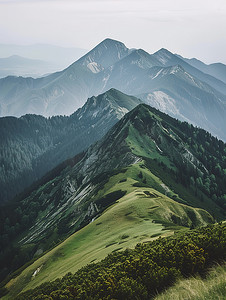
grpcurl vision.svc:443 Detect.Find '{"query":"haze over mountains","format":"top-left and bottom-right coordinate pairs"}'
top-left (0, 55), bottom-right (58, 78)
top-left (0, 38), bottom-right (226, 141)
top-left (177, 54), bottom-right (226, 84)
top-left (0, 44), bottom-right (87, 71)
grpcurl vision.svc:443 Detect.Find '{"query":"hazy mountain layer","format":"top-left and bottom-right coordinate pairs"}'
top-left (101, 52), bottom-right (226, 140)
top-left (0, 39), bottom-right (225, 142)
top-left (0, 55), bottom-right (60, 78)
top-left (0, 44), bottom-right (87, 69)
top-left (177, 53), bottom-right (226, 84)
top-left (0, 39), bottom-right (129, 117)
top-left (151, 48), bottom-right (226, 95)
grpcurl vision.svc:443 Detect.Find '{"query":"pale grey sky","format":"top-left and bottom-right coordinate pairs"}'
top-left (0, 0), bottom-right (226, 63)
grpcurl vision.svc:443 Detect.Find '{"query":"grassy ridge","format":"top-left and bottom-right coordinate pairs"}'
top-left (2, 188), bottom-right (172, 298)
top-left (3, 165), bottom-right (212, 299)
top-left (1, 102), bottom-right (225, 289)
top-left (2, 102), bottom-right (225, 298)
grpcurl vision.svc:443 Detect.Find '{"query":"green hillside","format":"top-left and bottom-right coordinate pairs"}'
top-left (1, 103), bottom-right (225, 297)
top-left (8, 223), bottom-right (226, 300)
top-left (3, 176), bottom-right (213, 298)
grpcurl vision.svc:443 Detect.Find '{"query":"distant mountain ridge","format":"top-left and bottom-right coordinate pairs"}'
top-left (0, 38), bottom-right (226, 141)
top-left (0, 55), bottom-right (59, 78)
top-left (0, 43), bottom-right (87, 69)
top-left (176, 53), bottom-right (226, 84)
top-left (152, 48), bottom-right (226, 94)
top-left (100, 49), bottom-right (226, 141)
top-left (76, 38), bottom-right (130, 69)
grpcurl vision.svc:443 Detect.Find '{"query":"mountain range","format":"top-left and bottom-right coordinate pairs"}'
top-left (0, 38), bottom-right (226, 141)
top-left (176, 53), bottom-right (226, 84)
top-left (0, 39), bottom-right (226, 299)
top-left (1, 100), bottom-right (225, 296)
top-left (0, 89), bottom-right (141, 203)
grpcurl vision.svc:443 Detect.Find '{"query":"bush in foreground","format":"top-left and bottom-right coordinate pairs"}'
top-left (16, 223), bottom-right (225, 300)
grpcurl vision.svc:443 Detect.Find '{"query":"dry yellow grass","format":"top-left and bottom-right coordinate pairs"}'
top-left (154, 263), bottom-right (226, 300)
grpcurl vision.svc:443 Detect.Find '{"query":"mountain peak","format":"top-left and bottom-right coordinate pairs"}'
top-left (8, 54), bottom-right (21, 59)
top-left (156, 48), bottom-right (173, 55)
top-left (75, 88), bottom-right (141, 123)
top-left (132, 48), bottom-right (151, 57)
top-left (105, 87), bottom-right (124, 96)
top-left (114, 48), bottom-right (160, 69)
top-left (104, 88), bottom-right (141, 104)
top-left (152, 48), bottom-right (175, 65)
top-left (99, 38), bottom-right (126, 47)
top-left (76, 38), bottom-right (129, 69)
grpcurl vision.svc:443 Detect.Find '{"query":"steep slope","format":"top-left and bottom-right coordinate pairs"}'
top-left (75, 37), bottom-right (130, 69)
top-left (3, 187), bottom-right (213, 299)
top-left (1, 103), bottom-right (225, 288)
top-left (101, 51), bottom-right (226, 141)
top-left (0, 65), bottom-right (96, 117)
top-left (101, 49), bottom-right (161, 94)
top-left (0, 39), bottom-right (225, 143)
top-left (1, 38), bottom-right (226, 133)
top-left (0, 88), bottom-right (141, 203)
top-left (177, 54), bottom-right (226, 84)
top-left (152, 48), bottom-right (226, 95)
top-left (138, 65), bottom-right (226, 141)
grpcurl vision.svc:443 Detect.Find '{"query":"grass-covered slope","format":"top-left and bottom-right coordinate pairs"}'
top-left (1, 103), bottom-right (225, 288)
top-left (125, 105), bottom-right (226, 215)
top-left (3, 167), bottom-right (214, 298)
top-left (11, 223), bottom-right (226, 300)
top-left (154, 263), bottom-right (226, 300)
